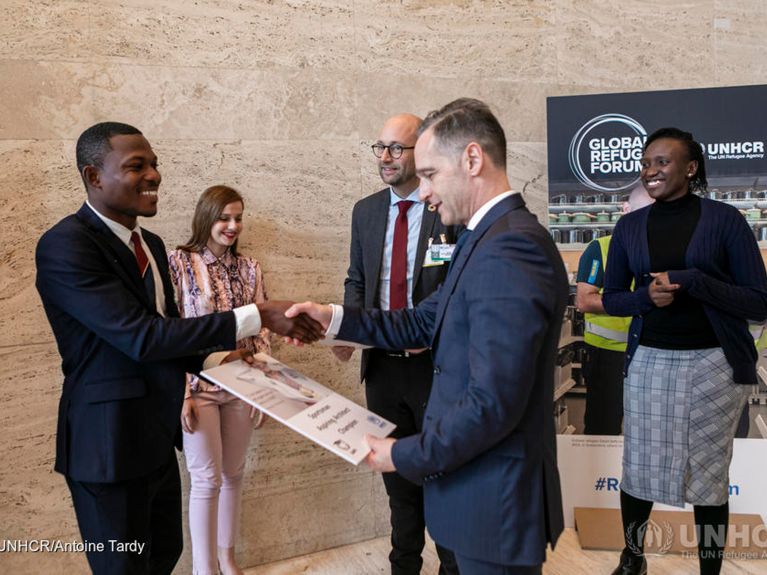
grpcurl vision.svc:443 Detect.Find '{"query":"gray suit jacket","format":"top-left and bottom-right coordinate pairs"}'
top-left (343, 188), bottom-right (459, 381)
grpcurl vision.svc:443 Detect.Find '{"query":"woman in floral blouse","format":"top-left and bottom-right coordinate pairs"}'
top-left (168, 185), bottom-right (270, 575)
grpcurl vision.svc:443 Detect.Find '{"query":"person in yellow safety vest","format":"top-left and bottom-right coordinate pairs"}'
top-left (575, 184), bottom-right (653, 435)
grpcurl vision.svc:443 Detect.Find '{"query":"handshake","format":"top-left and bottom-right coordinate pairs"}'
top-left (256, 301), bottom-right (333, 344)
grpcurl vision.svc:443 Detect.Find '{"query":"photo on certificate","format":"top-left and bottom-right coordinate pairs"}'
top-left (201, 354), bottom-right (396, 465)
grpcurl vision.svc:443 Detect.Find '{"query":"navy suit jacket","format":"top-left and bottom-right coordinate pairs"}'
top-left (343, 188), bottom-right (458, 381)
top-left (36, 204), bottom-right (237, 483)
top-left (338, 194), bottom-right (567, 565)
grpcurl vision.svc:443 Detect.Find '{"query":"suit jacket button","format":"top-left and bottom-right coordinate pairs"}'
top-left (433, 366), bottom-right (440, 374)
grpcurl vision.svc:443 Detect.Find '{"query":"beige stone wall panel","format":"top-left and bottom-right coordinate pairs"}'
top-left (355, 72), bottom-right (560, 144)
top-left (355, 0), bottom-right (557, 82)
top-left (0, 140), bottom-right (83, 347)
top-left (554, 0), bottom-right (715, 89)
top-left (88, 64), bottom-right (357, 141)
top-left (713, 0), bottom-right (767, 85)
top-left (88, 0), bottom-right (356, 71)
top-left (233, 474), bottom-right (383, 567)
top-left (0, 0), bottom-right (89, 62)
top-left (0, 61), bottom-right (97, 140)
top-left (0, 345), bottom-right (71, 537)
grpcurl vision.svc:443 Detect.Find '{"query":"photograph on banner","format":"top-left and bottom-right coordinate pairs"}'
top-left (546, 84), bottom-right (767, 439)
top-left (201, 355), bottom-right (396, 464)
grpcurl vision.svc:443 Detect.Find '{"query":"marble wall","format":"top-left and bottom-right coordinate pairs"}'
top-left (1, 0), bottom-right (766, 572)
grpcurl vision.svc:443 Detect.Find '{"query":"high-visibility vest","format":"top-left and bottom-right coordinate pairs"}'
top-left (753, 322), bottom-right (767, 351)
top-left (583, 235), bottom-right (631, 352)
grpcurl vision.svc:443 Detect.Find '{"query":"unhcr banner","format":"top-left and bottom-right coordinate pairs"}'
top-left (546, 84), bottom-right (767, 247)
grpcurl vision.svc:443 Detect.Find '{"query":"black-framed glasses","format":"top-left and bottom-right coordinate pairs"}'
top-left (371, 143), bottom-right (415, 159)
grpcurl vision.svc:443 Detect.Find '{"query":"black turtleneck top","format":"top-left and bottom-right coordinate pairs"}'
top-left (640, 193), bottom-right (719, 349)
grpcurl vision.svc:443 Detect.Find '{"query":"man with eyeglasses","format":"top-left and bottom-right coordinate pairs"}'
top-left (332, 113), bottom-right (460, 575)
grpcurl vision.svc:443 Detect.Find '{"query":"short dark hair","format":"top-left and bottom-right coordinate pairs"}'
top-left (643, 127), bottom-right (708, 193)
top-left (419, 98), bottom-right (507, 169)
top-left (177, 185), bottom-right (245, 256)
top-left (76, 122), bottom-right (143, 176)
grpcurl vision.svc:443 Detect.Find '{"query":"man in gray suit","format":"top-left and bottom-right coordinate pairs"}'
top-left (333, 113), bottom-right (459, 575)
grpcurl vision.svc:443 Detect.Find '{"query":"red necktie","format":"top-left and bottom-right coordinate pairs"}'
top-left (130, 231), bottom-right (149, 277)
top-left (390, 200), bottom-right (413, 310)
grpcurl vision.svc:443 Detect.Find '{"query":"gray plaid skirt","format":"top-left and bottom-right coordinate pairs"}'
top-left (621, 345), bottom-right (749, 507)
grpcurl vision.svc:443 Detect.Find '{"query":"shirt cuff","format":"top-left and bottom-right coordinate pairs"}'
top-left (233, 303), bottom-right (261, 340)
top-left (203, 351), bottom-right (230, 370)
top-left (326, 304), bottom-right (344, 338)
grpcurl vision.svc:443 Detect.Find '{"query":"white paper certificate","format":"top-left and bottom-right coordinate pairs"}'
top-left (201, 354), bottom-right (395, 465)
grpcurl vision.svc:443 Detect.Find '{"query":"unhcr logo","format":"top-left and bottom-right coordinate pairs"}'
top-left (568, 113), bottom-right (647, 192)
top-left (627, 519), bottom-right (674, 555)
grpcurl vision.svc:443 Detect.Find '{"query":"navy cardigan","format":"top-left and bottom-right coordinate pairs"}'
top-left (603, 196), bottom-right (767, 385)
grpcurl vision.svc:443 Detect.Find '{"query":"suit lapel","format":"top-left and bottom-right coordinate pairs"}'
top-left (75, 204), bottom-right (154, 310)
top-left (363, 190), bottom-right (390, 308)
top-left (431, 194), bottom-right (526, 343)
top-left (412, 205), bottom-right (437, 292)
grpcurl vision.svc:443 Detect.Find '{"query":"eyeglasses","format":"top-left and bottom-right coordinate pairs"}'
top-left (371, 143), bottom-right (415, 159)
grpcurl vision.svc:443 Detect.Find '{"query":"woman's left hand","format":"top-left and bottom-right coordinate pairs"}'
top-left (250, 407), bottom-right (268, 429)
top-left (649, 272), bottom-right (680, 307)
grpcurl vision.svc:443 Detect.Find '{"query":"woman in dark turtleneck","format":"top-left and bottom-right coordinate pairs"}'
top-left (602, 127), bottom-right (767, 575)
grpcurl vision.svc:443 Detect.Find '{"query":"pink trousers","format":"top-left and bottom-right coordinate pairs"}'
top-left (183, 391), bottom-right (253, 575)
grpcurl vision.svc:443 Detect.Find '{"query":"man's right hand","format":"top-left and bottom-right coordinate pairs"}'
top-left (332, 346), bottom-right (354, 362)
top-left (257, 301), bottom-right (324, 344)
top-left (284, 301), bottom-right (333, 331)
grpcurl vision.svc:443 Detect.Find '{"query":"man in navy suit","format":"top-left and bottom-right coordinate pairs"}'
top-left (334, 113), bottom-right (459, 575)
top-left (288, 99), bottom-right (567, 574)
top-left (35, 122), bottom-right (320, 575)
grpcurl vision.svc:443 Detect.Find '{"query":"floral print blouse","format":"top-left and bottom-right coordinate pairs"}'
top-left (168, 246), bottom-right (271, 392)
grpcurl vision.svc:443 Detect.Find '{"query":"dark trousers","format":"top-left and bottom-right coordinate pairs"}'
top-left (366, 349), bottom-right (459, 575)
top-left (66, 450), bottom-right (183, 575)
top-left (455, 554), bottom-right (541, 575)
top-left (582, 344), bottom-right (625, 435)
